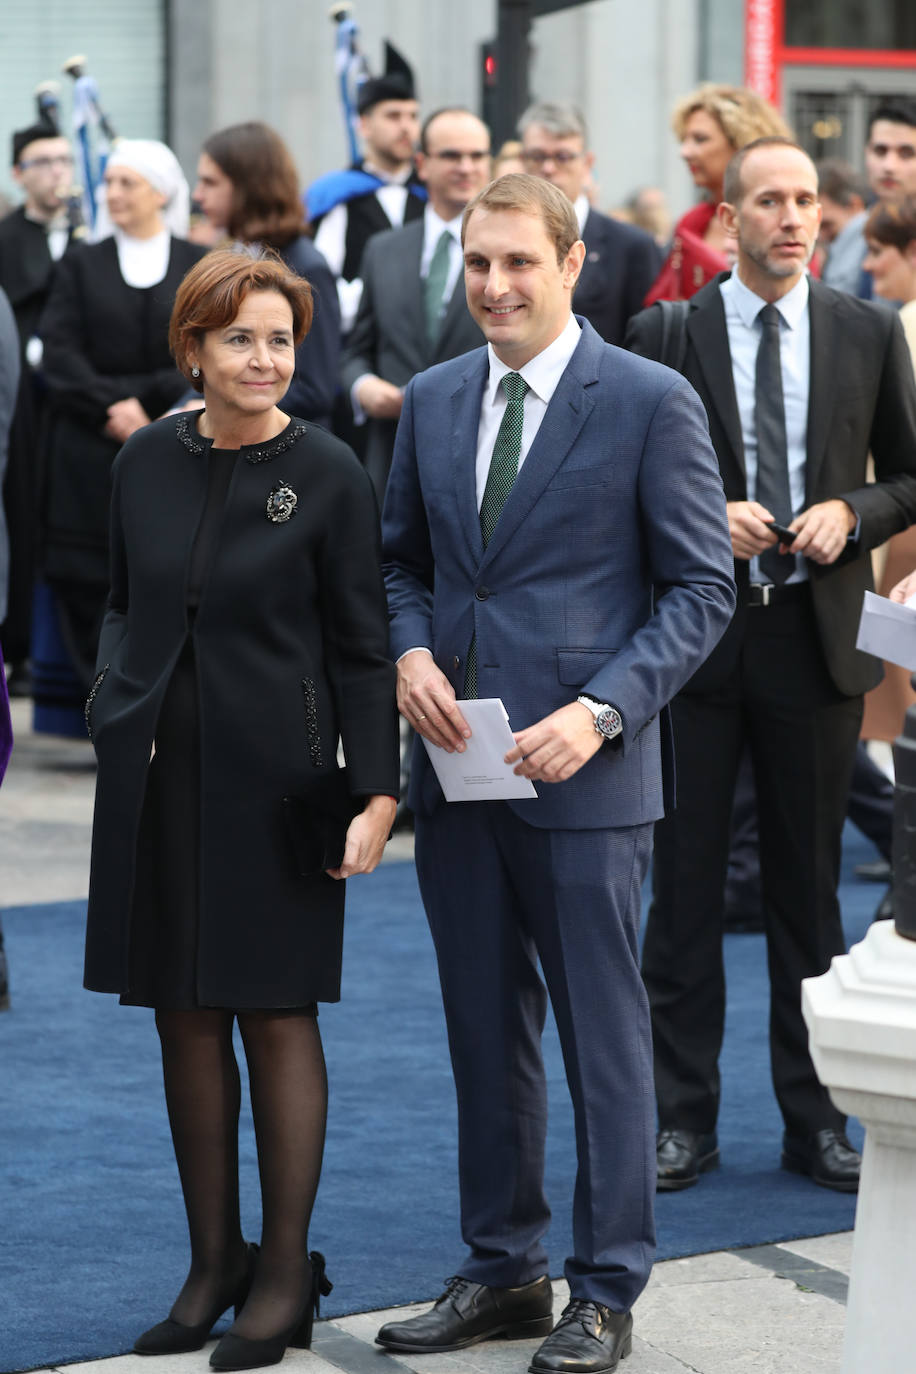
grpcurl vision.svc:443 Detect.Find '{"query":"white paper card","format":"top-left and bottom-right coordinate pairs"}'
top-left (856, 591), bottom-right (916, 672)
top-left (420, 697), bottom-right (538, 802)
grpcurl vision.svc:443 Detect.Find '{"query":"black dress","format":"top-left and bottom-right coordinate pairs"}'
top-left (123, 448), bottom-right (316, 1013)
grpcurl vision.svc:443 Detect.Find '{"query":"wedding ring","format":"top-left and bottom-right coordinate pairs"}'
top-left (416, 713), bottom-right (428, 721)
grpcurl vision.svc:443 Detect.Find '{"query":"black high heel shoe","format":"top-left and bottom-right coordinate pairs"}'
top-left (209, 1249), bottom-right (333, 1371)
top-left (134, 1242), bottom-right (259, 1356)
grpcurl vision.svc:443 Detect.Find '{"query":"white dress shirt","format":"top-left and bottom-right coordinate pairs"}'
top-left (313, 168), bottom-right (415, 333)
top-left (420, 203), bottom-right (464, 309)
top-left (720, 269), bottom-right (810, 583)
top-left (400, 314), bottom-right (582, 661)
top-left (475, 314), bottom-right (582, 507)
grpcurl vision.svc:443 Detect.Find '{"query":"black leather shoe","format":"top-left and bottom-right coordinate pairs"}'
top-left (375, 1274), bottom-right (554, 1353)
top-left (656, 1129), bottom-right (719, 1191)
top-left (530, 1301), bottom-right (632, 1372)
top-left (781, 1129), bottom-right (860, 1192)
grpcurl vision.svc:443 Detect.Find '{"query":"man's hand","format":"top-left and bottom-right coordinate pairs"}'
top-left (505, 702), bottom-right (604, 783)
top-left (397, 649), bottom-right (470, 753)
top-left (787, 499), bottom-right (856, 565)
top-left (356, 375), bottom-right (404, 420)
top-left (104, 397), bottom-right (150, 442)
top-left (726, 500), bottom-right (781, 560)
top-left (326, 794), bottom-right (397, 880)
top-left (890, 569), bottom-right (916, 604)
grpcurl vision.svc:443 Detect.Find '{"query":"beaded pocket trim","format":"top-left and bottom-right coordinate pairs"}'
top-left (84, 664), bottom-right (110, 741)
top-left (301, 678), bottom-right (323, 768)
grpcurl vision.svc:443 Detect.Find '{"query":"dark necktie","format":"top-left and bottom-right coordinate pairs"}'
top-left (464, 372), bottom-right (529, 696)
top-left (423, 229), bottom-right (452, 343)
top-left (755, 303), bottom-right (793, 585)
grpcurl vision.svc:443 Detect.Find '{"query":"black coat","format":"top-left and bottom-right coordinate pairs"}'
top-left (40, 235), bottom-right (206, 588)
top-left (626, 272), bottom-right (916, 697)
top-left (278, 235), bottom-right (340, 430)
top-left (574, 208), bottom-right (662, 347)
top-left (84, 414), bottom-right (399, 1006)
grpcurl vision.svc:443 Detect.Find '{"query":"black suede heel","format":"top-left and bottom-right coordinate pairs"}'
top-left (134, 1242), bottom-right (258, 1356)
top-left (209, 1250), bottom-right (333, 1371)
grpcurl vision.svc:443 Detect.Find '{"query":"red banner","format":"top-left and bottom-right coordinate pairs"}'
top-left (745, 0), bottom-right (783, 106)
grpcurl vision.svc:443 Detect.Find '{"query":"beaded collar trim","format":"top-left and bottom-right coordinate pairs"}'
top-left (175, 414), bottom-right (307, 464)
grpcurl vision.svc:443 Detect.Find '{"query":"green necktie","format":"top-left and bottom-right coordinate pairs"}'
top-left (464, 372), bottom-right (529, 696)
top-left (423, 229), bottom-right (452, 342)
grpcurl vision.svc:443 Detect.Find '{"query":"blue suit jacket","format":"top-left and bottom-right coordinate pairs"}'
top-left (382, 318), bottom-right (736, 830)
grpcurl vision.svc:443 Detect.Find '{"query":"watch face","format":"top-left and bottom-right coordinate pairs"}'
top-left (595, 707), bottom-right (622, 739)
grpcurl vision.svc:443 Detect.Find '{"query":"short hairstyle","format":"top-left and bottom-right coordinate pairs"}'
top-left (672, 83), bottom-right (793, 149)
top-left (723, 136), bottom-right (816, 207)
top-left (461, 172), bottom-right (579, 265)
top-left (865, 196), bottom-right (916, 252)
top-left (517, 101), bottom-right (588, 145)
top-left (419, 106), bottom-right (484, 154)
top-left (201, 122), bottom-right (307, 249)
top-left (816, 158), bottom-right (868, 206)
top-left (868, 99), bottom-right (916, 138)
top-left (169, 249), bottom-right (313, 392)
top-left (11, 124), bottom-right (64, 166)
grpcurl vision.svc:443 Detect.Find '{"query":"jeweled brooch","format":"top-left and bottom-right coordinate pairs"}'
top-left (266, 481), bottom-right (298, 523)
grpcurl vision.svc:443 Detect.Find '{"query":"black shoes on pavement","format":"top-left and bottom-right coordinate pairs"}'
top-left (781, 1129), bottom-right (861, 1192)
top-left (655, 1129), bottom-right (719, 1191)
top-left (375, 1274), bottom-right (554, 1352)
top-left (375, 1278), bottom-right (631, 1373)
top-left (656, 1125), bottom-right (860, 1192)
top-left (529, 1300), bottom-right (632, 1372)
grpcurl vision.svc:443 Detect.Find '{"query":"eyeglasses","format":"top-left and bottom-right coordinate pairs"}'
top-left (428, 150), bottom-right (490, 163)
top-left (18, 154), bottom-right (75, 171)
top-left (522, 149), bottom-right (583, 166)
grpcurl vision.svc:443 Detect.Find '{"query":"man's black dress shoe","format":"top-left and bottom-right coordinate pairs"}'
top-left (781, 1129), bottom-right (860, 1192)
top-left (656, 1129), bottom-right (719, 1191)
top-left (530, 1301), bottom-right (632, 1373)
top-left (375, 1274), bottom-right (554, 1352)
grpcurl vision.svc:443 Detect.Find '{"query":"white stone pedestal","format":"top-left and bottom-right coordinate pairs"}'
top-left (803, 920), bottom-right (916, 1374)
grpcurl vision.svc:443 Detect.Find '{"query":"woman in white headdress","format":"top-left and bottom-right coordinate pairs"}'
top-left (39, 139), bottom-right (207, 686)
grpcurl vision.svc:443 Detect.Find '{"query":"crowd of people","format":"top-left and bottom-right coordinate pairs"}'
top-left (3, 45), bottom-right (916, 1374)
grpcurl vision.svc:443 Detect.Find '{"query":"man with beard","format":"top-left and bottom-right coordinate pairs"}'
top-left (627, 138), bottom-right (916, 1194)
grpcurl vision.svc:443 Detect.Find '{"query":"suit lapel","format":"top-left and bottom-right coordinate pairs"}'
top-left (450, 354), bottom-right (488, 565)
top-left (397, 220), bottom-right (427, 363)
top-left (805, 281), bottom-right (839, 500)
top-left (687, 278), bottom-right (745, 481)
top-left (435, 267), bottom-right (470, 359)
top-left (480, 323), bottom-right (598, 567)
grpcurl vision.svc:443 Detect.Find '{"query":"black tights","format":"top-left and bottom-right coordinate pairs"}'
top-left (154, 1007), bottom-right (327, 1339)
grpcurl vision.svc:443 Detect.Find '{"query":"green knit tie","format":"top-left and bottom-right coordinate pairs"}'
top-left (464, 371), bottom-right (529, 696)
top-left (423, 229), bottom-right (452, 342)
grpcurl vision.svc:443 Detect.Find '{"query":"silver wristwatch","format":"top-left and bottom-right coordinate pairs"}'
top-left (577, 694), bottom-right (623, 742)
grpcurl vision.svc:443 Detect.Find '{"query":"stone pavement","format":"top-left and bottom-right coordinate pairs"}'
top-left (1, 698), bottom-right (854, 1373)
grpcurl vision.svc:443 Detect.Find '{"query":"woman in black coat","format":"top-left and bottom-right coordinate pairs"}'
top-left (40, 139), bottom-right (206, 686)
top-left (192, 121), bottom-right (340, 430)
top-left (84, 249), bottom-right (398, 1370)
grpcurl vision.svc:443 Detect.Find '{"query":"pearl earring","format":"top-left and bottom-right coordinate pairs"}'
top-left (191, 366), bottom-right (200, 378)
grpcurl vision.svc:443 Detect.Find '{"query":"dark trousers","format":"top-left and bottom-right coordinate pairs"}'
top-left (642, 590), bottom-right (862, 1138)
top-left (415, 800), bottom-right (655, 1313)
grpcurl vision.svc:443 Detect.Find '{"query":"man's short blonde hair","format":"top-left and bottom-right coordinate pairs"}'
top-left (461, 173), bottom-right (580, 265)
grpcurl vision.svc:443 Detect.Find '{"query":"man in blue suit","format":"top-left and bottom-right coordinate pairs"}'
top-left (377, 174), bottom-right (735, 1374)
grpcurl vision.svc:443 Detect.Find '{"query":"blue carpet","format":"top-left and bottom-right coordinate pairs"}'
top-left (1, 830), bottom-right (876, 1371)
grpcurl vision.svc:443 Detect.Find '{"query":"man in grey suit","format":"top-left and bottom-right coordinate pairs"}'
top-left (340, 107), bottom-right (491, 503)
top-left (376, 174), bottom-right (735, 1373)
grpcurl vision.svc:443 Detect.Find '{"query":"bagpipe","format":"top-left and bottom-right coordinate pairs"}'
top-left (329, 3), bottom-right (370, 165)
top-left (62, 54), bottom-right (117, 234)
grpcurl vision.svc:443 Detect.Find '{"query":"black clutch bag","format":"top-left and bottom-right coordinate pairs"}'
top-left (282, 768), bottom-right (363, 876)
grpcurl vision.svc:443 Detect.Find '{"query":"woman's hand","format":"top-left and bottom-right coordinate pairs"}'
top-left (104, 397), bottom-right (150, 442)
top-left (890, 569), bottom-right (916, 604)
top-left (326, 794), bottom-right (397, 880)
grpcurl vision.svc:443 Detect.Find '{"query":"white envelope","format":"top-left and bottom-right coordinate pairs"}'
top-left (420, 697), bottom-right (538, 802)
top-left (856, 591), bottom-right (916, 672)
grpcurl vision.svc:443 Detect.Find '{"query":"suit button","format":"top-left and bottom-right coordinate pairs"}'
top-left (453, 656), bottom-right (460, 670)
top-left (475, 586), bottom-right (489, 600)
